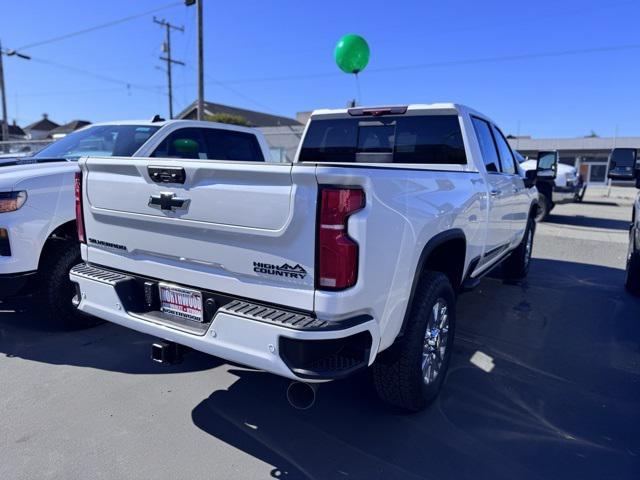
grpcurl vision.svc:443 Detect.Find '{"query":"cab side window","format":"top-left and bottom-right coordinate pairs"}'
top-left (152, 128), bottom-right (206, 159)
top-left (471, 117), bottom-right (499, 173)
top-left (491, 125), bottom-right (516, 174)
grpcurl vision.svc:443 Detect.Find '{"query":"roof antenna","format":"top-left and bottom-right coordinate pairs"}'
top-left (151, 114), bottom-right (165, 123)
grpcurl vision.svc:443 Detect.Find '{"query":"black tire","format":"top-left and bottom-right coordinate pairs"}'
top-left (534, 194), bottom-right (549, 222)
top-left (38, 240), bottom-right (101, 329)
top-left (372, 271), bottom-right (456, 412)
top-left (502, 216), bottom-right (535, 280)
top-left (625, 229), bottom-right (640, 295)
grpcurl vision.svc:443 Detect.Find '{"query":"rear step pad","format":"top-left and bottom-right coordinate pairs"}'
top-left (71, 263), bottom-right (369, 332)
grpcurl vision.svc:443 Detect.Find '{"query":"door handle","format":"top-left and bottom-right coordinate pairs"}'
top-left (490, 189), bottom-right (502, 197)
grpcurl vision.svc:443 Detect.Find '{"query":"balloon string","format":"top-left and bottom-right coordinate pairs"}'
top-left (354, 73), bottom-right (362, 106)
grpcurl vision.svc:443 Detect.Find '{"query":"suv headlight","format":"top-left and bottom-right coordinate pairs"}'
top-left (0, 191), bottom-right (27, 213)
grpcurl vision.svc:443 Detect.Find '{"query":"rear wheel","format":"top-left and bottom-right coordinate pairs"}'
top-left (38, 241), bottom-right (101, 329)
top-left (502, 216), bottom-right (535, 280)
top-left (625, 228), bottom-right (640, 295)
top-left (372, 271), bottom-right (456, 412)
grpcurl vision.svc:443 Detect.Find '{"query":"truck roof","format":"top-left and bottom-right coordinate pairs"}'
top-left (310, 103), bottom-right (493, 123)
top-left (76, 118), bottom-right (259, 135)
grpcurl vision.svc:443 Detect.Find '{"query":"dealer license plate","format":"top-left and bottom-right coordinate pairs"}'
top-left (159, 283), bottom-right (203, 322)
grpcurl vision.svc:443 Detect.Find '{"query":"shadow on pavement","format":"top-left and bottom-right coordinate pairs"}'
top-left (191, 258), bottom-right (640, 480)
top-left (545, 214), bottom-right (630, 231)
top-left (0, 300), bottom-right (221, 375)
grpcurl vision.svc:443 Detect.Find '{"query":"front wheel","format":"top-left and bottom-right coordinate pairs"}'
top-left (372, 271), bottom-right (456, 412)
top-left (38, 240), bottom-right (101, 329)
top-left (535, 194), bottom-right (550, 222)
top-left (625, 228), bottom-right (640, 295)
top-left (502, 216), bottom-right (535, 280)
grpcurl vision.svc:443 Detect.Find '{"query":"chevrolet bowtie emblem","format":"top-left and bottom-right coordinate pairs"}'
top-left (148, 192), bottom-right (190, 212)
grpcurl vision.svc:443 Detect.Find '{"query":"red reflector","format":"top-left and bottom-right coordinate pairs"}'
top-left (75, 171), bottom-right (86, 243)
top-left (317, 188), bottom-right (365, 290)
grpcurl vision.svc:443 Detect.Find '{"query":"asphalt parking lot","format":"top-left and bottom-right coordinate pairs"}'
top-left (1, 194), bottom-right (639, 480)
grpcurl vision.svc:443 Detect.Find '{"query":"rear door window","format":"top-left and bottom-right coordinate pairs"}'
top-left (299, 114), bottom-right (466, 164)
top-left (471, 117), bottom-right (500, 173)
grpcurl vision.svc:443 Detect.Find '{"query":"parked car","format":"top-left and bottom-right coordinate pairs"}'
top-left (0, 118), bottom-right (267, 328)
top-left (607, 147), bottom-right (640, 294)
top-left (519, 151), bottom-right (584, 221)
top-left (70, 103), bottom-right (545, 411)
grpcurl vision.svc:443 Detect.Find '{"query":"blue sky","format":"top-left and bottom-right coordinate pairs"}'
top-left (2, 0), bottom-right (639, 137)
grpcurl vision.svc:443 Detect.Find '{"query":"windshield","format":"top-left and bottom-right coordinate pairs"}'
top-left (34, 124), bottom-right (160, 160)
top-left (299, 114), bottom-right (466, 164)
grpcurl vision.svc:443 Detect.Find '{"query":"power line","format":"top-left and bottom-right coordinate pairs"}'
top-left (16, 2), bottom-right (182, 51)
top-left (369, 44), bottom-right (640, 74)
top-left (214, 43), bottom-right (640, 85)
top-left (27, 55), bottom-right (158, 90)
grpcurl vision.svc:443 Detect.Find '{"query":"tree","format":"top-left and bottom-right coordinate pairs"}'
top-left (204, 113), bottom-right (251, 126)
top-left (585, 130), bottom-right (599, 138)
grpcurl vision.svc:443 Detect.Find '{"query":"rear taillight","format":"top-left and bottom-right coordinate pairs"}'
top-left (75, 171), bottom-right (86, 243)
top-left (317, 187), bottom-right (365, 290)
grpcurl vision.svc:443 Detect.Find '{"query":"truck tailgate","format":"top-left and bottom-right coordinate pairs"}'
top-left (81, 157), bottom-right (317, 310)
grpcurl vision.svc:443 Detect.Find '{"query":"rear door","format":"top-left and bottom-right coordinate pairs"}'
top-left (82, 126), bottom-right (318, 310)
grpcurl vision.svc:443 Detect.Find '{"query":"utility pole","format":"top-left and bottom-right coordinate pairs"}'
top-left (185, 0), bottom-right (204, 120)
top-left (0, 41), bottom-right (9, 144)
top-left (0, 41), bottom-right (30, 148)
top-left (196, 0), bottom-right (204, 120)
top-left (153, 17), bottom-right (184, 119)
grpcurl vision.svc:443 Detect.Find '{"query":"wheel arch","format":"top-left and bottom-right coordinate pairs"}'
top-left (398, 228), bottom-right (466, 337)
top-left (38, 219), bottom-right (78, 271)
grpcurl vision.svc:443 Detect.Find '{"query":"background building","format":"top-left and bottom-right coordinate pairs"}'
top-left (508, 136), bottom-right (640, 185)
top-left (178, 100), bottom-right (300, 127)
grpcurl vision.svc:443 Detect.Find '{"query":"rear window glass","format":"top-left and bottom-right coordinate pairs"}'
top-left (299, 115), bottom-right (466, 164)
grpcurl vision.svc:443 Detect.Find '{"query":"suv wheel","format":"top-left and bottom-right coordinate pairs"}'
top-left (502, 216), bottom-right (535, 279)
top-left (38, 241), bottom-right (101, 329)
top-left (625, 227), bottom-right (640, 295)
top-left (372, 271), bottom-right (456, 412)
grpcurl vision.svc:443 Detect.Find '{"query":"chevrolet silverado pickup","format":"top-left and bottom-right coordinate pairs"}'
top-left (71, 104), bottom-right (540, 411)
top-left (0, 118), bottom-right (265, 328)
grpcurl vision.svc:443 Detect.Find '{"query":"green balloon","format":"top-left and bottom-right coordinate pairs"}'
top-left (334, 34), bottom-right (370, 74)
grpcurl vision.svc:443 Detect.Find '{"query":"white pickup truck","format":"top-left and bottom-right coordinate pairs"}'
top-left (0, 118), bottom-right (267, 328)
top-left (71, 104), bottom-right (540, 411)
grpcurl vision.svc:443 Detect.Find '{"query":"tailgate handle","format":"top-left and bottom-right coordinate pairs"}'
top-left (148, 166), bottom-right (186, 184)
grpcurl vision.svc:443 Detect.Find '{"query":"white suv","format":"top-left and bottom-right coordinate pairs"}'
top-left (0, 119), bottom-right (270, 328)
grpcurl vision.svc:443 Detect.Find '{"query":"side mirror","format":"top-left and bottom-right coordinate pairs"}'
top-left (608, 148), bottom-right (637, 181)
top-left (536, 151), bottom-right (558, 179)
top-left (523, 169), bottom-right (537, 188)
